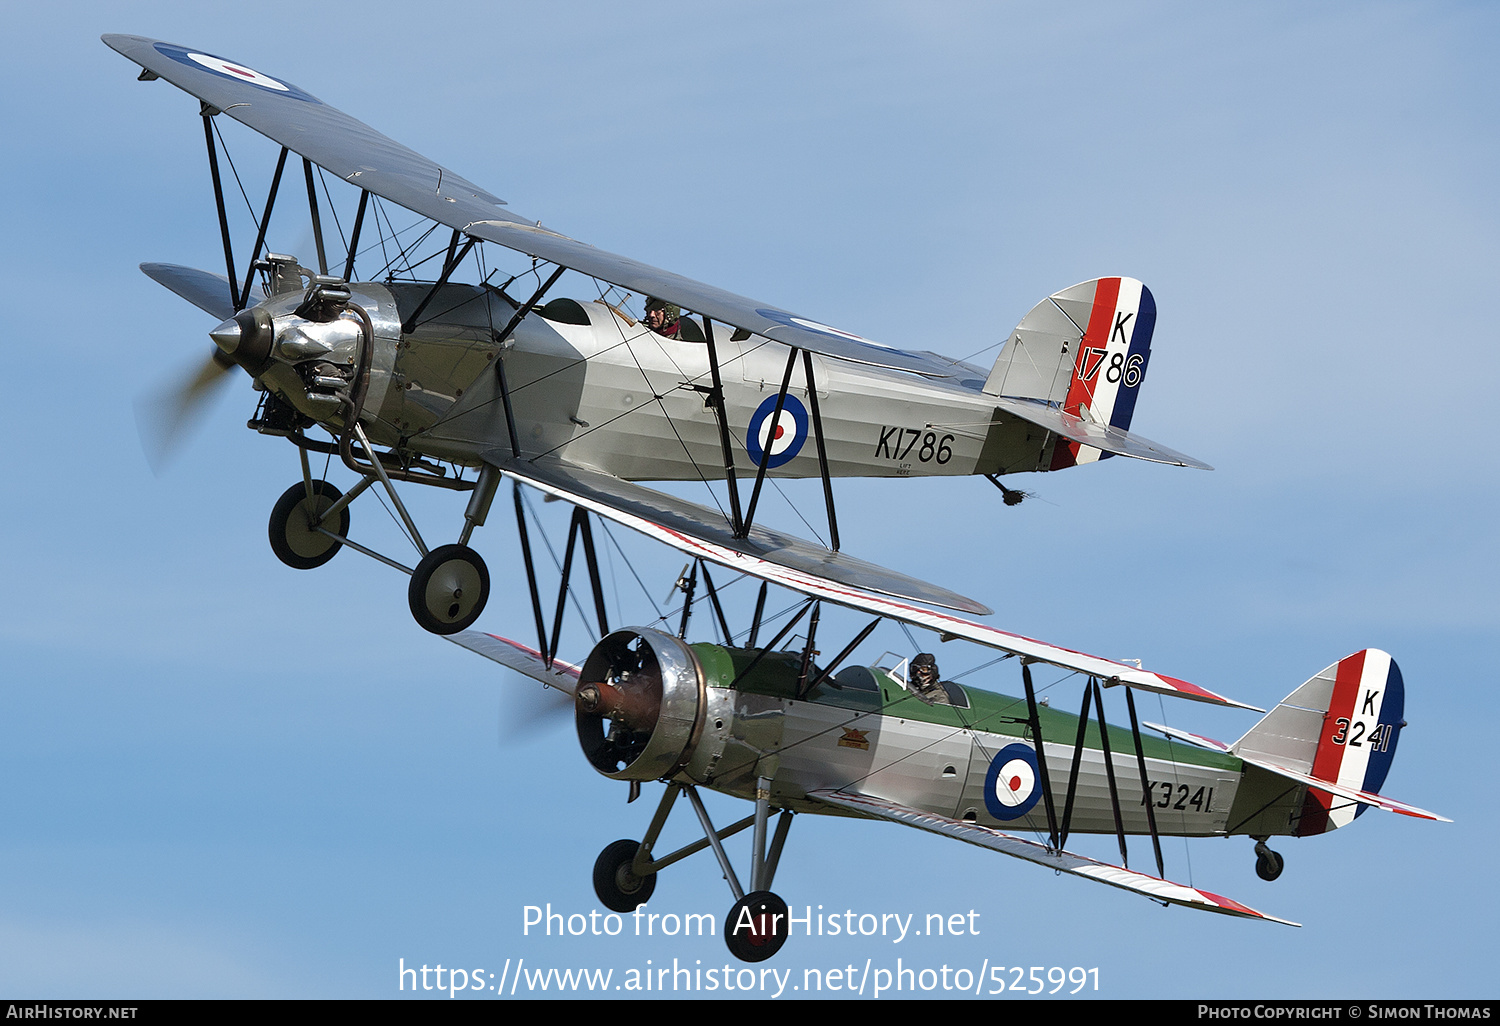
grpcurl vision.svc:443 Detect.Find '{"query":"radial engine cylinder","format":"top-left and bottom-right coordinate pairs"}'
top-left (576, 629), bottom-right (706, 781)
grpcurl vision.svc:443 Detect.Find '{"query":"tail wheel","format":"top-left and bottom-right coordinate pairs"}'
top-left (593, 839), bottom-right (656, 913)
top-left (725, 890), bottom-right (789, 963)
top-left (408, 543), bottom-right (489, 635)
top-left (269, 480), bottom-right (348, 570)
top-left (1254, 841), bottom-right (1284, 882)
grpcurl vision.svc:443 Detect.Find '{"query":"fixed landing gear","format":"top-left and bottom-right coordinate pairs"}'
top-left (1254, 839), bottom-right (1285, 881)
top-left (592, 839), bottom-right (658, 913)
top-left (265, 446), bottom-right (504, 635)
top-left (408, 543), bottom-right (490, 635)
top-left (268, 480), bottom-right (348, 569)
top-left (596, 779), bottom-right (796, 962)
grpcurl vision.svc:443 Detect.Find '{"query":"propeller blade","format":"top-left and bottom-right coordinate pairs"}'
top-left (135, 349), bottom-right (236, 473)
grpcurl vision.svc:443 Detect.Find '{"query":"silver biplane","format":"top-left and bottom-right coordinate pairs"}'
top-left (108, 35), bottom-right (1447, 961)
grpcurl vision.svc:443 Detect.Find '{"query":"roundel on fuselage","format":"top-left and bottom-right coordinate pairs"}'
top-left (984, 743), bottom-right (1042, 821)
top-left (746, 393), bottom-right (808, 468)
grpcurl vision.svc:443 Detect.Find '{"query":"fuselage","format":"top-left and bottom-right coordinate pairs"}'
top-left (676, 644), bottom-right (1298, 841)
top-left (312, 282), bottom-right (1060, 483)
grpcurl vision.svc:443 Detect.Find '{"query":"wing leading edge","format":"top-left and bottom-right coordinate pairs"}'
top-left (808, 789), bottom-right (1298, 926)
top-left (104, 34), bottom-right (954, 379)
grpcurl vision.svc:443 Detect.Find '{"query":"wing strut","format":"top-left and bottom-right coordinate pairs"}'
top-left (301, 158), bottom-right (328, 276)
top-left (1092, 677), bottom-right (1131, 867)
top-left (697, 561), bottom-right (734, 645)
top-left (729, 599), bottom-right (817, 689)
top-left (1056, 685), bottom-right (1096, 851)
top-left (400, 229), bottom-right (478, 334)
top-left (200, 109), bottom-right (238, 309)
top-left (675, 560), bottom-right (698, 638)
top-left (494, 264), bottom-right (568, 458)
top-left (547, 506), bottom-right (611, 666)
top-left (800, 617), bottom-right (882, 698)
top-left (1020, 661), bottom-right (1062, 852)
top-left (803, 349), bottom-right (841, 552)
top-left (237, 146), bottom-right (289, 311)
top-left (1124, 687), bottom-right (1168, 880)
top-left (741, 346), bottom-right (799, 538)
top-left (342, 189), bottom-right (369, 282)
top-left (512, 482), bottom-right (552, 662)
top-left (747, 581), bottom-right (768, 649)
top-left (702, 318), bottom-right (745, 538)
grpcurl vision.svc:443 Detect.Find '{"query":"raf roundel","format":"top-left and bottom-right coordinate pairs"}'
top-left (153, 43), bottom-right (318, 102)
top-left (745, 394), bottom-right (809, 469)
top-left (984, 743), bottom-right (1042, 821)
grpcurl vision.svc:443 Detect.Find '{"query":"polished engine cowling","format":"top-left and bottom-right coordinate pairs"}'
top-left (576, 629), bottom-right (706, 781)
top-left (206, 256), bottom-right (401, 439)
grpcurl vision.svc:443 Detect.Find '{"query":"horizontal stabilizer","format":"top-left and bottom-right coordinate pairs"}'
top-left (994, 397), bottom-right (1212, 470)
top-left (141, 263), bottom-right (235, 320)
top-left (1234, 754), bottom-right (1450, 823)
top-left (1143, 722), bottom-right (1232, 753)
top-left (445, 631), bottom-right (580, 696)
top-left (809, 789), bottom-right (1298, 926)
top-left (490, 454), bottom-right (1259, 710)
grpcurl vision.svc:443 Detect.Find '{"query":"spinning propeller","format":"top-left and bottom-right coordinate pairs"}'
top-left (135, 263), bottom-right (242, 471)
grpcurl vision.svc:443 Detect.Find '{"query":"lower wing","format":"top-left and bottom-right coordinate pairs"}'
top-left (808, 789), bottom-right (1298, 926)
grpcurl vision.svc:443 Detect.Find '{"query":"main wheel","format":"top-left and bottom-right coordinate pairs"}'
top-left (725, 890), bottom-right (789, 963)
top-left (592, 839), bottom-right (657, 913)
top-left (408, 543), bottom-right (489, 635)
top-left (269, 480), bottom-right (348, 570)
top-left (1254, 841), bottom-right (1285, 881)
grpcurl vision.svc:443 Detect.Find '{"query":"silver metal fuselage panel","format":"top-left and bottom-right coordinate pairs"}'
top-left (368, 293), bottom-right (1047, 480)
top-left (692, 686), bottom-right (1253, 839)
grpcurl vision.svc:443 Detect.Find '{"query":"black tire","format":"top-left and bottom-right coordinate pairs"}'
top-left (593, 839), bottom-right (656, 913)
top-left (724, 890), bottom-right (789, 962)
top-left (408, 543), bottom-right (490, 635)
top-left (268, 481), bottom-right (348, 570)
top-left (1255, 849), bottom-right (1285, 882)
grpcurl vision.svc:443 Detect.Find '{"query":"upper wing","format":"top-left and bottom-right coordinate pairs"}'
top-left (489, 452), bottom-right (1259, 711)
top-left (104, 34), bottom-right (954, 379)
top-left (808, 789), bottom-right (1298, 926)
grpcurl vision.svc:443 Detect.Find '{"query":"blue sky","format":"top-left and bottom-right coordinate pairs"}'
top-left (2, 1), bottom-right (1496, 1000)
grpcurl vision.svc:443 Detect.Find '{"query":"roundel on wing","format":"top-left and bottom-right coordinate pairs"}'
top-left (746, 394), bottom-right (809, 469)
top-left (153, 43), bottom-right (319, 102)
top-left (984, 743), bottom-right (1042, 821)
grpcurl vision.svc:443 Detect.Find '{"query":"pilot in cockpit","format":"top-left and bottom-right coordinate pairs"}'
top-left (643, 297), bottom-right (682, 338)
top-left (908, 652), bottom-right (953, 706)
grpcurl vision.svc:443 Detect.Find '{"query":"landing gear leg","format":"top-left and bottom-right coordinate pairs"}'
top-left (1254, 839), bottom-right (1284, 881)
